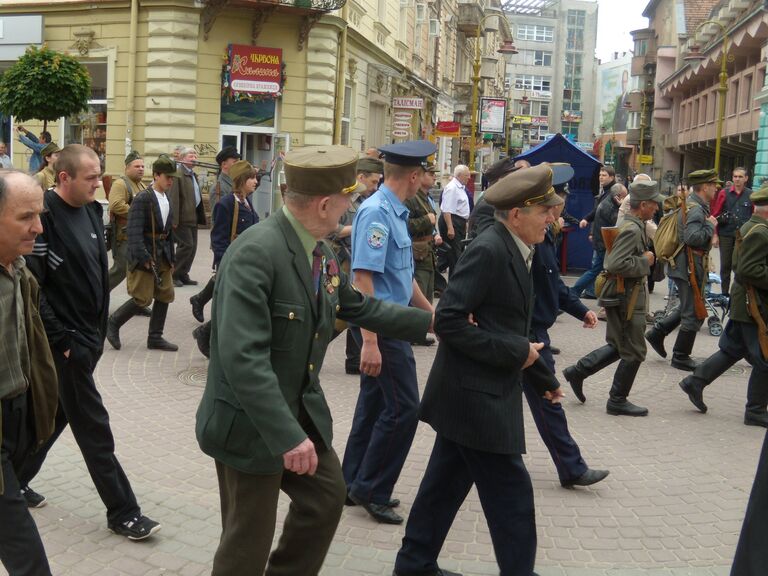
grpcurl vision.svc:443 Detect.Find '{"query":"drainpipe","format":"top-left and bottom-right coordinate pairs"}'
top-left (333, 5), bottom-right (349, 144)
top-left (125, 0), bottom-right (138, 156)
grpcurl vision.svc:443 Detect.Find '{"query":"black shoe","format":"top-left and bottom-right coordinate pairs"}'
top-left (412, 337), bottom-right (435, 347)
top-left (181, 276), bottom-right (198, 286)
top-left (645, 327), bottom-right (668, 358)
top-left (21, 485), bottom-right (46, 508)
top-left (193, 324), bottom-right (210, 358)
top-left (173, 278), bottom-right (184, 288)
top-left (745, 412), bottom-right (768, 428)
top-left (550, 346), bottom-right (561, 355)
top-left (581, 291), bottom-right (597, 300)
top-left (671, 354), bottom-right (697, 372)
top-left (138, 307), bottom-right (152, 317)
top-left (106, 317), bottom-right (122, 350)
top-left (345, 365), bottom-right (361, 375)
top-left (393, 570), bottom-right (463, 576)
top-left (108, 515), bottom-right (161, 541)
top-left (606, 398), bottom-right (649, 416)
top-left (190, 295), bottom-right (205, 323)
top-left (147, 337), bottom-right (179, 351)
top-left (563, 365), bottom-right (586, 403)
top-left (345, 494), bottom-right (400, 508)
top-left (679, 377), bottom-right (707, 413)
top-left (561, 468), bottom-right (609, 488)
top-left (348, 493), bottom-right (403, 524)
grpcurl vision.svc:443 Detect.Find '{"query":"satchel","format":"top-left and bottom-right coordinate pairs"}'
top-left (412, 240), bottom-right (432, 262)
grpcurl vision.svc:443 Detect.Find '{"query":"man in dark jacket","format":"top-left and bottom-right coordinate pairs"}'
top-left (20, 145), bottom-right (161, 542)
top-left (393, 164), bottom-right (564, 576)
top-left (0, 170), bottom-right (58, 576)
top-left (169, 147), bottom-right (206, 286)
top-left (711, 167), bottom-right (753, 296)
top-left (106, 156), bottom-right (179, 352)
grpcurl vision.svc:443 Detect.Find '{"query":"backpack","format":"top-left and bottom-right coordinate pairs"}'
top-left (654, 205), bottom-right (686, 267)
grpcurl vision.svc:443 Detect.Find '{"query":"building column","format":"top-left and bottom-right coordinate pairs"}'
top-left (304, 17), bottom-right (345, 146)
top-left (144, 7), bottom-right (200, 156)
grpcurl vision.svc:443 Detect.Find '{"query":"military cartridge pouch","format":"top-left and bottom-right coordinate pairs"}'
top-left (412, 240), bottom-right (433, 262)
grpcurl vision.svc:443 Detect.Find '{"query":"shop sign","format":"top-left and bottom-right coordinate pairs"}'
top-left (562, 110), bottom-right (583, 123)
top-left (513, 115), bottom-right (532, 125)
top-left (479, 98), bottom-right (507, 134)
top-left (227, 44), bottom-right (283, 95)
top-left (639, 154), bottom-right (653, 164)
top-left (435, 121), bottom-right (460, 137)
top-left (393, 120), bottom-right (411, 130)
top-left (393, 97), bottom-right (424, 109)
top-left (392, 129), bottom-right (410, 138)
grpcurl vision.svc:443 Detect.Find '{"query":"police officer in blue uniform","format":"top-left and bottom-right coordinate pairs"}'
top-left (342, 140), bottom-right (436, 525)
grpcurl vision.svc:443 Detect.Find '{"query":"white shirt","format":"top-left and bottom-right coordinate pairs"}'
top-left (153, 189), bottom-right (170, 227)
top-left (441, 177), bottom-right (470, 219)
top-left (0, 154), bottom-right (12, 169)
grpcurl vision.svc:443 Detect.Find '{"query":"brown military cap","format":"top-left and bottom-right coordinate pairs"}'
top-left (484, 163), bottom-right (565, 209)
top-left (357, 157), bottom-right (384, 174)
top-left (41, 142), bottom-right (61, 157)
top-left (687, 169), bottom-right (723, 186)
top-left (229, 160), bottom-right (254, 183)
top-left (285, 146), bottom-right (366, 196)
top-left (125, 150), bottom-right (142, 166)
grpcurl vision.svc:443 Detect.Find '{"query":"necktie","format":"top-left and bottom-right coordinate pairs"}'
top-left (312, 243), bottom-right (324, 295)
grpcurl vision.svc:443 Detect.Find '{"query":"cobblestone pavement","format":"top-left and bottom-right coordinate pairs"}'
top-left (8, 230), bottom-right (764, 576)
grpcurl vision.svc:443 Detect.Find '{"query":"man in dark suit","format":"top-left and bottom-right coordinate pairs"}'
top-left (169, 147), bottom-right (206, 287)
top-left (393, 164), bottom-right (565, 576)
top-left (106, 156), bottom-right (178, 351)
top-left (195, 146), bottom-right (432, 576)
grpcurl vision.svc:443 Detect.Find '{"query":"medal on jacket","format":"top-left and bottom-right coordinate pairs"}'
top-left (325, 259), bottom-right (340, 293)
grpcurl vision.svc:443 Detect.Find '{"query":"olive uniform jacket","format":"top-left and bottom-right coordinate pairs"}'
top-left (108, 176), bottom-right (145, 242)
top-left (420, 221), bottom-right (560, 456)
top-left (126, 189), bottom-right (175, 270)
top-left (731, 215), bottom-right (768, 324)
top-left (0, 267), bottom-right (58, 496)
top-left (195, 208), bottom-right (431, 474)
top-left (668, 193), bottom-right (715, 283)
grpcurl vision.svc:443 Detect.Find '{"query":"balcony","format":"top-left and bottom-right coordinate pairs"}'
top-left (631, 52), bottom-right (657, 77)
top-left (457, 3), bottom-right (485, 37)
top-left (453, 81), bottom-right (472, 103)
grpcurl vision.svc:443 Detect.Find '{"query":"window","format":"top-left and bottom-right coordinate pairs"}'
top-left (340, 84), bottom-right (352, 146)
top-left (700, 95), bottom-right (707, 125)
top-left (64, 61), bottom-right (108, 172)
top-left (567, 9), bottom-right (586, 28)
top-left (378, 0), bottom-right (387, 23)
top-left (692, 98), bottom-right (698, 126)
top-left (539, 102), bottom-right (549, 116)
top-left (743, 75), bottom-right (753, 112)
top-left (519, 49), bottom-right (552, 67)
top-left (634, 38), bottom-right (648, 56)
top-left (514, 74), bottom-right (551, 93)
top-left (561, 122), bottom-right (578, 138)
top-left (730, 79), bottom-right (740, 115)
top-left (517, 24), bottom-right (553, 42)
top-left (566, 10), bottom-right (585, 51)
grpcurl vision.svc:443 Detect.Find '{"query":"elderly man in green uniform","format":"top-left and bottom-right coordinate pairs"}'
top-left (405, 161), bottom-right (441, 346)
top-left (195, 146), bottom-right (431, 576)
top-left (678, 184), bottom-right (768, 428)
top-left (645, 169), bottom-right (720, 371)
top-left (106, 156), bottom-right (178, 352)
top-left (328, 156), bottom-right (384, 374)
top-left (107, 151), bottom-right (146, 291)
top-left (564, 179), bottom-right (664, 416)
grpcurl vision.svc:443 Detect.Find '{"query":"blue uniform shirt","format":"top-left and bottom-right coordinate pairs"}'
top-left (351, 184), bottom-right (414, 306)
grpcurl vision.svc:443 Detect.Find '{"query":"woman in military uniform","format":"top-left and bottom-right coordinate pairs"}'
top-left (32, 142), bottom-right (60, 191)
top-left (190, 160), bottom-right (260, 357)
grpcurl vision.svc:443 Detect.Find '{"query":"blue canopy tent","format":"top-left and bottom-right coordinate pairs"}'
top-left (515, 133), bottom-right (602, 270)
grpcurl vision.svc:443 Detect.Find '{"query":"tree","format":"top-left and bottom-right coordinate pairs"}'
top-left (0, 45), bottom-right (91, 132)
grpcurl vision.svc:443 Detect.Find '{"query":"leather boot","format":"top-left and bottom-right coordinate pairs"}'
top-left (107, 299), bottom-right (143, 350)
top-left (606, 360), bottom-right (648, 416)
top-left (744, 369), bottom-right (768, 428)
top-left (190, 277), bottom-right (215, 323)
top-left (671, 329), bottom-right (698, 371)
top-left (147, 301), bottom-right (178, 351)
top-left (644, 313), bottom-right (678, 359)
top-left (193, 321), bottom-right (211, 358)
top-left (679, 350), bottom-right (739, 413)
top-left (563, 344), bottom-right (620, 403)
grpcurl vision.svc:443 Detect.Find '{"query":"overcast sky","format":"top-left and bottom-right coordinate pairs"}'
top-left (595, 0), bottom-right (649, 62)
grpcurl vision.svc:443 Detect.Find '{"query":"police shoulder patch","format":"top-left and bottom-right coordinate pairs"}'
top-left (366, 222), bottom-right (389, 249)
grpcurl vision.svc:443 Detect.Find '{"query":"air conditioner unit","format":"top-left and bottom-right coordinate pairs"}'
top-left (429, 18), bottom-right (440, 36)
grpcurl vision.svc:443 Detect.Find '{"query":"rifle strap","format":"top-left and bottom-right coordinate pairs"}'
top-left (230, 198), bottom-right (240, 243)
top-left (149, 193), bottom-right (158, 264)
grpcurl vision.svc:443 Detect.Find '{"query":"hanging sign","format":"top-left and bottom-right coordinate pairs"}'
top-left (227, 44), bottom-right (283, 95)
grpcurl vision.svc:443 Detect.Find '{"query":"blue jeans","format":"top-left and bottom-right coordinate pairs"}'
top-left (571, 249), bottom-right (605, 297)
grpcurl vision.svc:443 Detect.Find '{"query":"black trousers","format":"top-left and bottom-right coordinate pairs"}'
top-left (18, 344), bottom-right (140, 525)
top-left (394, 435), bottom-right (537, 576)
top-left (0, 393), bottom-right (51, 576)
top-left (174, 224), bottom-right (198, 280)
top-left (731, 430), bottom-right (768, 576)
top-left (437, 215), bottom-right (467, 277)
top-left (719, 235), bottom-right (736, 295)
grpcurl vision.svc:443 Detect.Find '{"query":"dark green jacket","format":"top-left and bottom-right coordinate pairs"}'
top-left (195, 208), bottom-right (431, 474)
top-left (731, 215), bottom-right (768, 324)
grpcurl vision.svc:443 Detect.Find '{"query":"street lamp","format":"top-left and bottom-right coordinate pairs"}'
top-left (683, 20), bottom-right (732, 173)
top-left (469, 8), bottom-right (518, 175)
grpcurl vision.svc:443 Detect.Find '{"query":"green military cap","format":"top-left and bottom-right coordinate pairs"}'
top-left (629, 179), bottom-right (665, 203)
top-left (285, 145), bottom-right (366, 196)
top-left (41, 142), bottom-right (61, 157)
top-left (424, 161), bottom-right (439, 174)
top-left (687, 168), bottom-right (723, 186)
top-left (484, 163), bottom-right (565, 209)
top-left (152, 155), bottom-right (177, 175)
top-left (356, 157), bottom-right (384, 174)
top-left (750, 182), bottom-right (768, 206)
top-left (229, 160), bottom-right (254, 183)
top-left (125, 150), bottom-right (142, 166)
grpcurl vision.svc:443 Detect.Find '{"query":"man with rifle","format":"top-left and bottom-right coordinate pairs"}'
top-left (678, 184), bottom-right (768, 428)
top-left (563, 179), bottom-right (664, 416)
top-left (645, 169), bottom-right (719, 371)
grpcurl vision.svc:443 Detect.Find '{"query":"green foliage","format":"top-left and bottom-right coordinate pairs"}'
top-left (0, 45), bottom-right (91, 123)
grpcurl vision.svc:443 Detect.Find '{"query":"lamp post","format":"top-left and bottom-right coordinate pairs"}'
top-left (684, 19), bottom-right (731, 173)
top-left (468, 9), bottom-right (517, 174)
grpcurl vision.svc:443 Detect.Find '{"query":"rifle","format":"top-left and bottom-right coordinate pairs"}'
top-left (600, 226), bottom-right (624, 294)
top-left (680, 199), bottom-right (708, 321)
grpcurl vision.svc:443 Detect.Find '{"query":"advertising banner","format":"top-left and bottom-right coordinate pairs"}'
top-left (227, 44), bottom-right (282, 95)
top-left (435, 121), bottom-right (460, 137)
top-left (479, 98), bottom-right (507, 134)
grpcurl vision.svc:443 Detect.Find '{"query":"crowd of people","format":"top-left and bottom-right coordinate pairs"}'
top-left (0, 135), bottom-right (766, 576)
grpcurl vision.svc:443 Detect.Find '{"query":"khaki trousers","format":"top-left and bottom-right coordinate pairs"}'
top-left (126, 261), bottom-right (174, 307)
top-left (212, 448), bottom-right (346, 576)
